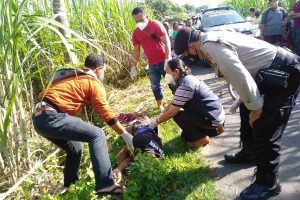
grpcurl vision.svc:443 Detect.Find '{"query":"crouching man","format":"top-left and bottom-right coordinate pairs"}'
top-left (32, 54), bottom-right (134, 195)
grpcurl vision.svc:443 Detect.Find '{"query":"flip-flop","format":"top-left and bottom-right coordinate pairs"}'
top-left (96, 185), bottom-right (123, 196)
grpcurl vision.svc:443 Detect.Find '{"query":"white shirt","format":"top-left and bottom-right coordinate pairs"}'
top-left (200, 31), bottom-right (277, 110)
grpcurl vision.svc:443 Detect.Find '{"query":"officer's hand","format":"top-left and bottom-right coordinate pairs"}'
top-left (249, 108), bottom-right (263, 128)
top-left (121, 131), bottom-right (134, 148)
top-left (130, 66), bottom-right (137, 78)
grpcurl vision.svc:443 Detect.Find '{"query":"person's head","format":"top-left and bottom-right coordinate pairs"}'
top-left (254, 9), bottom-right (261, 18)
top-left (163, 21), bottom-right (170, 32)
top-left (165, 58), bottom-right (191, 85)
top-left (178, 21), bottom-right (184, 29)
top-left (249, 7), bottom-right (256, 17)
top-left (269, 0), bottom-right (279, 9)
top-left (132, 7), bottom-right (148, 30)
top-left (174, 28), bottom-right (202, 59)
top-left (173, 22), bottom-right (178, 30)
top-left (186, 18), bottom-right (192, 27)
top-left (84, 53), bottom-right (106, 80)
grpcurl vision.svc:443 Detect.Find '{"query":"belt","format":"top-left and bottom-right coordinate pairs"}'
top-left (34, 101), bottom-right (56, 117)
top-left (270, 46), bottom-right (294, 70)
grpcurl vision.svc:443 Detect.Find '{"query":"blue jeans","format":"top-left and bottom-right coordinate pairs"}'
top-left (32, 110), bottom-right (114, 191)
top-left (292, 26), bottom-right (300, 56)
top-left (148, 62), bottom-right (176, 100)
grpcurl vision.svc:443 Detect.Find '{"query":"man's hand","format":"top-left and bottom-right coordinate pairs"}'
top-left (113, 168), bottom-right (122, 184)
top-left (121, 132), bottom-right (133, 148)
top-left (164, 59), bottom-right (170, 71)
top-left (249, 108), bottom-right (263, 128)
top-left (130, 66), bottom-right (137, 78)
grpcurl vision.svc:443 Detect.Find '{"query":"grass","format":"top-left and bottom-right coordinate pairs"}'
top-left (9, 76), bottom-right (217, 200)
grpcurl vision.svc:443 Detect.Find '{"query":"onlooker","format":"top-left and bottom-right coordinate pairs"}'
top-left (252, 9), bottom-right (262, 25)
top-left (163, 21), bottom-right (171, 37)
top-left (260, 0), bottom-right (288, 44)
top-left (291, 0), bottom-right (300, 55)
top-left (148, 58), bottom-right (225, 148)
top-left (32, 54), bottom-right (135, 194)
top-left (172, 22), bottom-right (179, 39)
top-left (247, 7), bottom-right (256, 22)
top-left (130, 7), bottom-right (174, 111)
top-left (185, 18), bottom-right (192, 27)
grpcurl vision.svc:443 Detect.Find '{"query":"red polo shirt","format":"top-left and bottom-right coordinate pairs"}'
top-left (132, 20), bottom-right (166, 65)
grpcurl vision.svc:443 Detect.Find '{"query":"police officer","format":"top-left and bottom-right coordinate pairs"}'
top-left (174, 28), bottom-right (299, 200)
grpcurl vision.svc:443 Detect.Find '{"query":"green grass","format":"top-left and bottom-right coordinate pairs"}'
top-left (18, 77), bottom-right (217, 200)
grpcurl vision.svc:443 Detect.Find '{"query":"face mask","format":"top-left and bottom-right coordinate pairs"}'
top-left (178, 25), bottom-right (183, 29)
top-left (137, 20), bottom-right (148, 31)
top-left (97, 69), bottom-right (105, 81)
top-left (165, 73), bottom-right (175, 85)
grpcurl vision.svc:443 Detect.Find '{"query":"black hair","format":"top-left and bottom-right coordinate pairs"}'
top-left (132, 7), bottom-right (144, 15)
top-left (189, 29), bottom-right (201, 43)
top-left (84, 54), bottom-right (106, 69)
top-left (249, 7), bottom-right (256, 12)
top-left (168, 58), bottom-right (191, 77)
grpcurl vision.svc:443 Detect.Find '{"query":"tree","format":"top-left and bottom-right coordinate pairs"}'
top-left (182, 3), bottom-right (196, 13)
top-left (150, 0), bottom-right (188, 21)
top-left (53, 0), bottom-right (77, 63)
top-left (195, 5), bottom-right (209, 13)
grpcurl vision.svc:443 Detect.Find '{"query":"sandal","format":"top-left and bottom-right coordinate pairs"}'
top-left (96, 184), bottom-right (123, 195)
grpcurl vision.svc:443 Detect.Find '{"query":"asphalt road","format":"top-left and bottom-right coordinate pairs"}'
top-left (191, 66), bottom-right (300, 200)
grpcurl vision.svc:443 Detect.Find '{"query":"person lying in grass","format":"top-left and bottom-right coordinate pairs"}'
top-left (113, 116), bottom-right (165, 183)
top-left (148, 58), bottom-right (225, 148)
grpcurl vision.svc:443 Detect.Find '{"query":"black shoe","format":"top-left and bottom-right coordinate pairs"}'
top-left (240, 180), bottom-right (281, 200)
top-left (224, 150), bottom-right (255, 164)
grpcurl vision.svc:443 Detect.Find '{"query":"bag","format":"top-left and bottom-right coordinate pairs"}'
top-left (51, 67), bottom-right (97, 84)
top-left (255, 68), bottom-right (289, 89)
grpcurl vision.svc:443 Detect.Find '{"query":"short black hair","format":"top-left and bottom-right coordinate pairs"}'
top-left (132, 7), bottom-right (144, 15)
top-left (249, 7), bottom-right (256, 12)
top-left (84, 54), bottom-right (106, 69)
top-left (168, 58), bottom-right (191, 76)
top-left (174, 28), bottom-right (201, 55)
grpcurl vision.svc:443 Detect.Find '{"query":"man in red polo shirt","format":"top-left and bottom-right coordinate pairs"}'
top-left (130, 7), bottom-right (173, 111)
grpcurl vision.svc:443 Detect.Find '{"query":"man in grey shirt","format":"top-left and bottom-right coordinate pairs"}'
top-left (260, 0), bottom-right (288, 44)
top-left (174, 28), bottom-right (300, 200)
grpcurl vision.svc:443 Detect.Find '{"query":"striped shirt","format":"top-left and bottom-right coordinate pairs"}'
top-left (172, 85), bottom-right (194, 107)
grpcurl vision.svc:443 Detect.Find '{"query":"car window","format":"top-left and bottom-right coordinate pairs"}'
top-left (201, 11), bottom-right (245, 28)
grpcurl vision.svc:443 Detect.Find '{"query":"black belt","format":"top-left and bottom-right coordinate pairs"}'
top-left (40, 98), bottom-right (60, 112)
top-left (269, 47), bottom-right (294, 70)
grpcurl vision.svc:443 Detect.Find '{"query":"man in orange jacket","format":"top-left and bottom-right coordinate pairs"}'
top-left (32, 54), bottom-right (132, 194)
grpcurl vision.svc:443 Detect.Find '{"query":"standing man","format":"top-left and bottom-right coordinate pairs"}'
top-left (130, 7), bottom-right (173, 111)
top-left (174, 28), bottom-right (300, 200)
top-left (32, 54), bottom-right (134, 194)
top-left (291, 0), bottom-right (300, 56)
top-left (260, 0), bottom-right (288, 44)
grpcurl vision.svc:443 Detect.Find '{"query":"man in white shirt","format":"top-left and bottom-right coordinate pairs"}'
top-left (174, 28), bottom-right (300, 200)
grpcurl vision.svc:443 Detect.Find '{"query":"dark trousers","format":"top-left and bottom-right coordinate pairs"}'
top-left (32, 110), bottom-right (114, 190)
top-left (264, 34), bottom-right (283, 45)
top-left (173, 111), bottom-right (218, 142)
top-left (239, 103), bottom-right (254, 153)
top-left (239, 52), bottom-right (300, 180)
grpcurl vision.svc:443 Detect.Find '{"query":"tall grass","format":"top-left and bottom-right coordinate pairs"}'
top-left (223, 0), bottom-right (297, 16)
top-left (0, 0), bottom-right (138, 194)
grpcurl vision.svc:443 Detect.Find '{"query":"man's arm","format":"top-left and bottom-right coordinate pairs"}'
top-left (160, 34), bottom-right (172, 60)
top-left (131, 44), bottom-right (140, 67)
top-left (157, 104), bottom-right (180, 123)
top-left (290, 11), bottom-right (300, 19)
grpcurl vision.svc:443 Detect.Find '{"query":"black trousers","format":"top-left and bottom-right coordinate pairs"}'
top-left (239, 52), bottom-right (300, 178)
top-left (173, 111), bottom-right (219, 142)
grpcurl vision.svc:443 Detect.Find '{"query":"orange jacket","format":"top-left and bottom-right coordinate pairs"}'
top-left (39, 70), bottom-right (117, 125)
